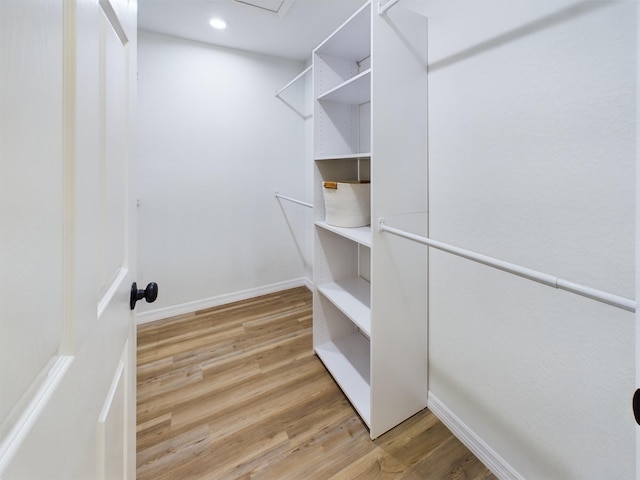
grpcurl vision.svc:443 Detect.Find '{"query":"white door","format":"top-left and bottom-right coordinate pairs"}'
top-left (0, 0), bottom-right (138, 478)
top-left (637, 4), bottom-right (640, 478)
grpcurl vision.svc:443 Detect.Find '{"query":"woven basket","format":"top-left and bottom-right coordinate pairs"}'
top-left (322, 181), bottom-right (371, 227)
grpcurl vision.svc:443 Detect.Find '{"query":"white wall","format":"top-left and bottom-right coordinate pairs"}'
top-left (403, 1), bottom-right (635, 478)
top-left (136, 31), bottom-right (309, 317)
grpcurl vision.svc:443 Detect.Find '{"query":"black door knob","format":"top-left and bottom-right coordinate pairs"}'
top-left (130, 282), bottom-right (158, 310)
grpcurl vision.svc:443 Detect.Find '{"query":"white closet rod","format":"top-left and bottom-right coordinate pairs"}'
top-left (378, 219), bottom-right (636, 313)
top-left (275, 192), bottom-right (313, 209)
top-left (274, 65), bottom-right (313, 97)
top-left (378, 0), bottom-right (400, 15)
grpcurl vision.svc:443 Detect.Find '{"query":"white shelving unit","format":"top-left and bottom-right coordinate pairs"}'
top-left (312, 1), bottom-right (428, 439)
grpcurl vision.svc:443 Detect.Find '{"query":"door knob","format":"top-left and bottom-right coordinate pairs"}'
top-left (130, 282), bottom-right (158, 310)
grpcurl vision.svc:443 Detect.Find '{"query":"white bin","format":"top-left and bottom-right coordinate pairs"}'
top-left (322, 181), bottom-right (371, 228)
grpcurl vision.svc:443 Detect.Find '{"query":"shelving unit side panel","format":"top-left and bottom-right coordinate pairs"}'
top-left (368, 5), bottom-right (429, 439)
top-left (370, 7), bottom-right (428, 220)
top-left (370, 213), bottom-right (427, 438)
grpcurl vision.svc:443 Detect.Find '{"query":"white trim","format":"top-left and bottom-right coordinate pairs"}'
top-left (635, 2), bottom-right (640, 476)
top-left (99, 0), bottom-right (128, 45)
top-left (303, 276), bottom-right (314, 291)
top-left (98, 360), bottom-right (124, 424)
top-left (97, 267), bottom-right (128, 319)
top-left (61, 0), bottom-right (77, 356)
top-left (427, 392), bottom-right (524, 480)
top-left (135, 278), bottom-right (312, 325)
top-left (0, 355), bottom-right (74, 475)
top-left (97, 360), bottom-right (125, 480)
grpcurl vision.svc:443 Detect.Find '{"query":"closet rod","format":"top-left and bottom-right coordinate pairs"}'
top-left (275, 192), bottom-right (313, 208)
top-left (378, 0), bottom-right (400, 15)
top-left (274, 65), bottom-right (312, 97)
top-left (377, 219), bottom-right (636, 313)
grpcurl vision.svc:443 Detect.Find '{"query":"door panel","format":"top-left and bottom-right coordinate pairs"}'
top-left (102, 8), bottom-right (129, 291)
top-left (97, 346), bottom-right (126, 480)
top-left (0, 1), bottom-right (137, 478)
top-left (0, 0), bottom-right (65, 430)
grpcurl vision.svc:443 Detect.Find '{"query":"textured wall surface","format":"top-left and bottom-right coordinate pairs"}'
top-left (137, 31), bottom-right (307, 313)
top-left (414, 1), bottom-right (636, 478)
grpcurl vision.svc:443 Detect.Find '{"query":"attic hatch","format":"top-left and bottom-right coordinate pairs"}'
top-left (233, 0), bottom-right (296, 17)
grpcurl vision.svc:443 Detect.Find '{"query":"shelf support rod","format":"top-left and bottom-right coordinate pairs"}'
top-left (275, 192), bottom-right (313, 209)
top-left (379, 0), bottom-right (400, 15)
top-left (378, 218), bottom-right (636, 313)
top-left (274, 65), bottom-right (312, 97)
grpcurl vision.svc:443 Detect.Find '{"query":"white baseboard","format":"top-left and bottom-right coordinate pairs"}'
top-left (302, 276), bottom-right (314, 290)
top-left (427, 392), bottom-right (524, 480)
top-left (135, 277), bottom-right (312, 325)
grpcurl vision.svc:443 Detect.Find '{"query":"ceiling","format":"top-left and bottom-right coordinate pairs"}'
top-left (137, 0), bottom-right (368, 62)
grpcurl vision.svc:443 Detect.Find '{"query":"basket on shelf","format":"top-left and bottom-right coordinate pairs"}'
top-left (322, 180), bottom-right (371, 228)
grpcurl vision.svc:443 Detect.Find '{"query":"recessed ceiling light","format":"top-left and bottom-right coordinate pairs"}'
top-left (209, 17), bottom-right (228, 30)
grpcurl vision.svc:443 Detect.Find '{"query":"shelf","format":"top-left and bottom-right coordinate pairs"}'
top-left (316, 221), bottom-right (372, 247)
top-left (315, 153), bottom-right (371, 161)
top-left (318, 278), bottom-right (371, 337)
top-left (315, 332), bottom-right (371, 425)
top-left (317, 69), bottom-right (371, 105)
top-left (314, 2), bottom-right (371, 62)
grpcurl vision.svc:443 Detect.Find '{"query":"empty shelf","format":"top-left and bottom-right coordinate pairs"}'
top-left (315, 332), bottom-right (371, 425)
top-left (318, 278), bottom-right (371, 337)
top-left (317, 69), bottom-right (371, 105)
top-left (314, 2), bottom-right (371, 61)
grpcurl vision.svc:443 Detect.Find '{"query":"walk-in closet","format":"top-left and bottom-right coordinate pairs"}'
top-left (1, 1), bottom-right (636, 479)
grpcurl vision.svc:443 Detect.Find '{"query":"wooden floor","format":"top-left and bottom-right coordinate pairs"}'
top-left (136, 287), bottom-right (496, 480)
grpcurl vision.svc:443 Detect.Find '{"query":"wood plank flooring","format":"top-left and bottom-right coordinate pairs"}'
top-left (137, 287), bottom-right (497, 480)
